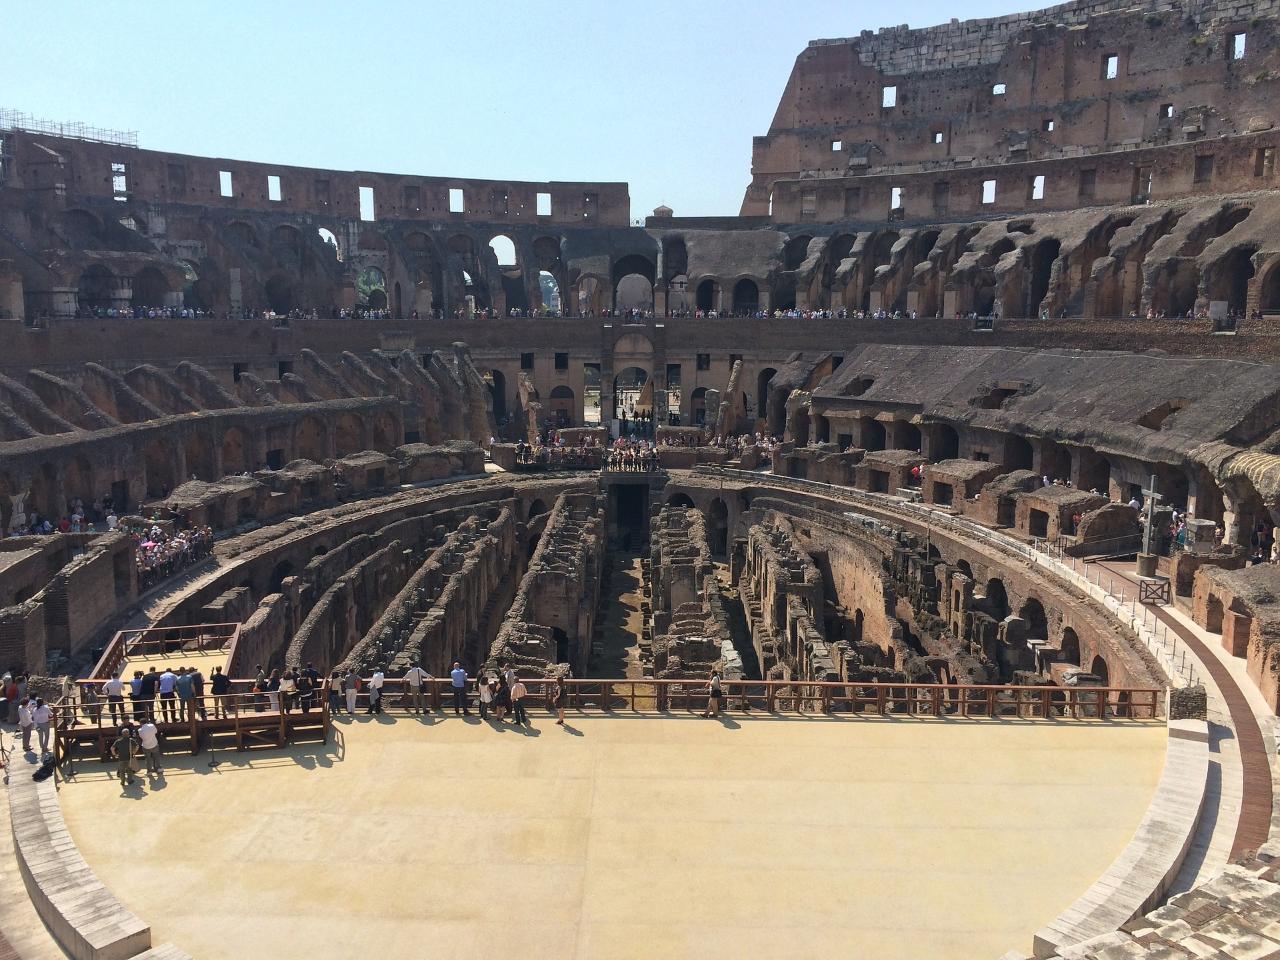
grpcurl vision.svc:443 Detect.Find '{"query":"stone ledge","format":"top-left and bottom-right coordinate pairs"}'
top-left (7, 756), bottom-right (152, 960)
top-left (1032, 719), bottom-right (1211, 958)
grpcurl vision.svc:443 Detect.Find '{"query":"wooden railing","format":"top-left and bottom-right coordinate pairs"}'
top-left (249, 676), bottom-right (1162, 720)
top-left (54, 686), bottom-right (330, 760)
top-left (89, 622), bottom-right (240, 679)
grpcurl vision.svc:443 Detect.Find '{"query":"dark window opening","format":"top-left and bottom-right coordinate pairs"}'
top-left (696, 353), bottom-right (710, 371)
top-left (232, 362), bottom-right (246, 383)
top-left (520, 352), bottom-right (535, 370)
top-left (555, 352), bottom-right (568, 371)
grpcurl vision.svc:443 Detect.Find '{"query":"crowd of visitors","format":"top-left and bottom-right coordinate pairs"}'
top-left (513, 441), bottom-right (598, 470)
top-left (607, 439), bottom-right (661, 472)
top-left (132, 524), bottom-right (214, 590)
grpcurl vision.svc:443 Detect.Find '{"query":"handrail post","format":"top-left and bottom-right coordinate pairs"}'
top-left (876, 686), bottom-right (887, 717)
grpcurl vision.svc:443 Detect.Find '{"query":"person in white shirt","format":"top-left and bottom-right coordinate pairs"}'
top-left (102, 673), bottom-right (126, 725)
top-left (136, 719), bottom-right (163, 775)
top-left (32, 698), bottom-right (53, 754)
top-left (366, 667), bottom-right (385, 716)
top-left (17, 697), bottom-right (33, 753)
top-left (403, 663), bottom-right (432, 715)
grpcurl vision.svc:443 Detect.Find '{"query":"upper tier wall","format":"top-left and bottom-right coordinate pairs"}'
top-left (743, 0), bottom-right (1280, 213)
top-left (0, 131), bottom-right (631, 227)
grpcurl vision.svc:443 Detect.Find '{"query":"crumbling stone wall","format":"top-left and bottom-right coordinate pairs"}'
top-left (649, 504), bottom-right (736, 679)
top-left (486, 491), bottom-right (605, 676)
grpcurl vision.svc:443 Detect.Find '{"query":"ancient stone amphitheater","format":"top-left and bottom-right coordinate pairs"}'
top-left (3, 1), bottom-right (1280, 958)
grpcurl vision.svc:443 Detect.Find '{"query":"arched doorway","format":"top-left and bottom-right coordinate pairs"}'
top-left (294, 416), bottom-right (327, 462)
top-left (689, 387), bottom-right (708, 427)
top-left (265, 274), bottom-right (294, 313)
top-left (695, 278), bottom-right (719, 312)
top-left (611, 254), bottom-right (656, 312)
top-left (222, 426), bottom-right (250, 475)
top-left (707, 498), bottom-right (729, 557)
top-left (1028, 239), bottom-right (1060, 316)
top-left (357, 266), bottom-right (387, 310)
top-left (613, 367), bottom-right (650, 421)
top-left (667, 492), bottom-right (694, 508)
top-left (333, 413), bottom-right (365, 457)
top-left (549, 385), bottom-right (576, 427)
top-left (756, 368), bottom-right (777, 420)
top-left (732, 278), bottom-right (760, 315)
top-left (1018, 597), bottom-right (1048, 641)
top-left (78, 264), bottom-right (117, 313)
top-left (1060, 628), bottom-right (1080, 665)
top-left (484, 369), bottom-right (507, 421)
top-left (983, 578), bottom-right (1010, 620)
top-left (132, 267), bottom-right (170, 308)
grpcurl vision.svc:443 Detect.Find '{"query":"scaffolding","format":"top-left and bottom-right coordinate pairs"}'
top-left (0, 109), bottom-right (137, 148)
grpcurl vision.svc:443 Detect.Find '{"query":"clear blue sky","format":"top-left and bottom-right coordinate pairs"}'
top-left (8, 0), bottom-right (1046, 218)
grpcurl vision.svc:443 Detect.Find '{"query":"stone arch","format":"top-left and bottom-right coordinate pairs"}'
top-left (756, 368), bottom-right (777, 420)
top-left (928, 423), bottom-right (959, 461)
top-left (371, 411), bottom-right (397, 450)
top-left (549, 385), bottom-right (576, 427)
top-left (611, 254), bottom-right (656, 311)
top-left (1060, 627), bottom-right (1080, 665)
top-left (1018, 597), bottom-right (1048, 641)
top-left (357, 266), bottom-right (387, 310)
top-left (1206, 245), bottom-right (1257, 315)
top-left (731, 278), bottom-right (760, 315)
top-left (1006, 435), bottom-right (1034, 471)
top-left (613, 367), bottom-right (650, 420)
top-left (294, 416), bottom-right (328, 462)
top-left (707, 497), bottom-right (729, 557)
top-left (132, 266), bottom-right (171, 308)
top-left (690, 386), bottom-right (708, 426)
top-left (78, 263), bottom-right (117, 312)
top-left (333, 413), bottom-right (366, 457)
top-left (62, 454), bottom-right (94, 509)
top-left (983, 578), bottom-right (1010, 621)
top-left (783, 235), bottom-right (813, 271)
top-left (1028, 238), bottom-right (1061, 316)
top-left (667, 492), bottom-right (695, 507)
top-left (527, 498), bottom-right (548, 520)
top-left (222, 426), bottom-right (250, 475)
top-left (1089, 654), bottom-right (1110, 684)
top-left (144, 437), bottom-right (177, 499)
top-left (226, 221), bottom-right (259, 248)
top-left (264, 274), bottom-right (295, 313)
top-left (484, 369), bottom-right (507, 420)
top-left (695, 278), bottom-right (720, 312)
top-left (183, 430), bottom-right (217, 481)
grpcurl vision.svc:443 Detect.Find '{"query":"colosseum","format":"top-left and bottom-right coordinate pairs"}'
top-left (2, 1), bottom-right (1280, 957)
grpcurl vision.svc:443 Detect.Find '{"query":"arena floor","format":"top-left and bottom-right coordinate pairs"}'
top-left (58, 712), bottom-right (1167, 960)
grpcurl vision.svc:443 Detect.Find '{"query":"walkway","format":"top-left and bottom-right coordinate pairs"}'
top-left (1092, 558), bottom-right (1274, 863)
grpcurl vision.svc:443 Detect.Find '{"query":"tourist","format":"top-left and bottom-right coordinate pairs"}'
top-left (279, 670), bottom-right (298, 713)
top-left (137, 717), bottom-right (162, 775)
top-left (111, 726), bottom-right (138, 786)
top-left (263, 670), bottom-right (279, 716)
top-left (129, 671), bottom-right (146, 721)
top-left (550, 674), bottom-right (567, 725)
top-left (32, 698), bottom-right (53, 754)
top-left (142, 666), bottom-right (160, 721)
top-left (297, 670), bottom-right (314, 713)
top-left (176, 667), bottom-right (195, 721)
top-left (190, 667), bottom-right (207, 720)
top-left (510, 676), bottom-right (529, 726)
top-left (210, 666), bottom-right (232, 718)
top-left (449, 660), bottom-right (470, 716)
top-left (477, 675), bottom-right (494, 719)
top-left (493, 676), bottom-right (511, 722)
top-left (404, 662), bottom-right (432, 714)
top-left (343, 668), bottom-right (360, 715)
top-left (17, 696), bottom-right (33, 753)
top-left (102, 672), bottom-right (126, 726)
top-left (157, 665), bottom-right (178, 723)
top-left (3, 675), bottom-right (19, 724)
top-left (366, 667), bottom-right (385, 715)
top-left (327, 671), bottom-right (343, 714)
top-left (701, 669), bottom-right (724, 718)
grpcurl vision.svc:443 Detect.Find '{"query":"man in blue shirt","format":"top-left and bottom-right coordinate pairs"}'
top-left (449, 661), bottom-right (470, 716)
top-left (157, 667), bottom-right (178, 723)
